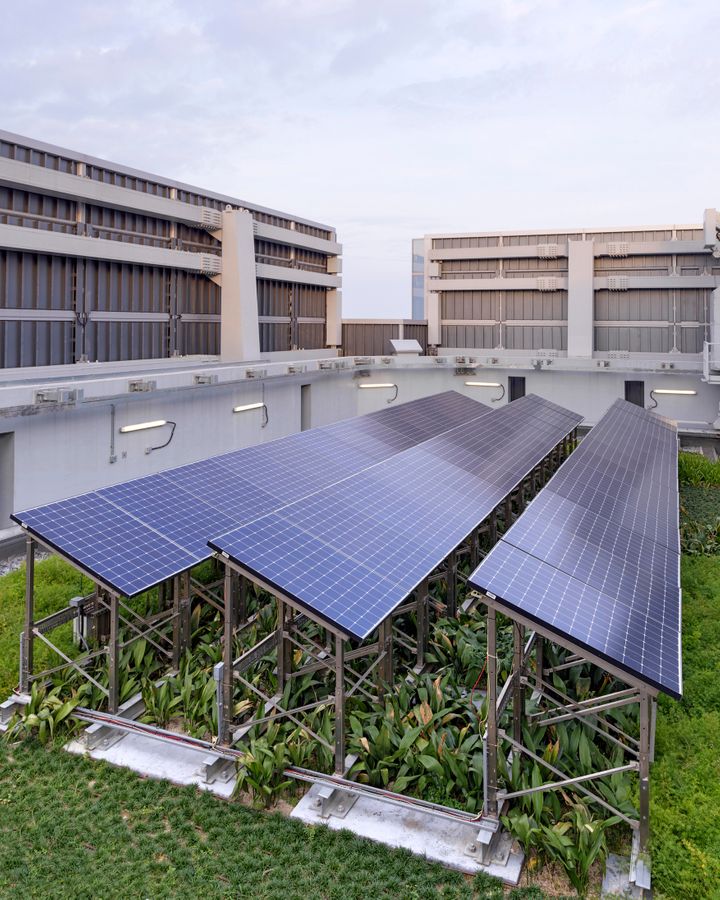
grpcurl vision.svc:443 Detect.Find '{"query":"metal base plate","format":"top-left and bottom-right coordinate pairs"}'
top-left (291, 782), bottom-right (523, 882)
top-left (601, 854), bottom-right (645, 898)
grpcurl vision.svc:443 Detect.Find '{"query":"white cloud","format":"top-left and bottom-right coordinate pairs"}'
top-left (1, 0), bottom-right (718, 316)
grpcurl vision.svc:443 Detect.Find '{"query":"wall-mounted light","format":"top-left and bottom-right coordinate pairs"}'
top-left (119, 419), bottom-right (176, 454)
top-left (357, 382), bottom-right (398, 403)
top-left (465, 381), bottom-right (505, 402)
top-left (119, 420), bottom-right (167, 433)
top-left (648, 388), bottom-right (697, 409)
top-left (233, 401), bottom-right (269, 427)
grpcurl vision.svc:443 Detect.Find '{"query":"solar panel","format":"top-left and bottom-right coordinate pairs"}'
top-left (468, 399), bottom-right (681, 698)
top-left (209, 394), bottom-right (583, 640)
top-left (13, 391), bottom-right (490, 596)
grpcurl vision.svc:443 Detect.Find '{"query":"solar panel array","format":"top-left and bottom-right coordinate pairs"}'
top-left (468, 399), bottom-right (681, 698)
top-left (210, 394), bottom-right (582, 640)
top-left (13, 392), bottom-right (491, 596)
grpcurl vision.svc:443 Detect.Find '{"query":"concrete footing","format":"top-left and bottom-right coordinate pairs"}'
top-left (291, 781), bottom-right (523, 882)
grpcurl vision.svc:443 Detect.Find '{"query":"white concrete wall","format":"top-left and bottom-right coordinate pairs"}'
top-left (1, 362), bottom-right (718, 528)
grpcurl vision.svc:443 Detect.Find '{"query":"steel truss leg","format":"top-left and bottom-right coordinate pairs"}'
top-left (470, 529), bottom-right (480, 568)
top-left (415, 579), bottom-right (429, 672)
top-left (639, 690), bottom-right (651, 852)
top-left (108, 593), bottom-right (119, 713)
top-left (334, 633), bottom-right (345, 775)
top-left (446, 551), bottom-right (457, 618)
top-left (485, 605), bottom-right (499, 818)
top-left (535, 635), bottom-right (544, 691)
top-left (238, 574), bottom-right (248, 627)
top-left (21, 536), bottom-right (35, 692)
top-left (489, 509), bottom-right (498, 545)
top-left (513, 622), bottom-right (525, 744)
top-left (277, 598), bottom-right (292, 688)
top-left (172, 576), bottom-right (182, 667)
top-left (221, 566), bottom-right (234, 744)
top-left (377, 616), bottom-right (393, 691)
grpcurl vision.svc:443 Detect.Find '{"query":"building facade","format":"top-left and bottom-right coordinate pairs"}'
top-left (0, 130), bottom-right (342, 368)
top-left (418, 217), bottom-right (720, 363)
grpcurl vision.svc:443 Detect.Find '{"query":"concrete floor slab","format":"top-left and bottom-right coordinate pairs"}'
top-left (291, 781), bottom-right (523, 883)
top-left (65, 732), bottom-right (237, 800)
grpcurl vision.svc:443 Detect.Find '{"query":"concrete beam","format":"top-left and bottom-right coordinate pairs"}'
top-left (255, 262), bottom-right (341, 289)
top-left (254, 220), bottom-right (341, 255)
top-left (0, 222), bottom-right (221, 274)
top-left (0, 156), bottom-right (220, 229)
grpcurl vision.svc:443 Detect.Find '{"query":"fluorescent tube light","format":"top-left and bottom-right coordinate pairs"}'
top-left (119, 420), bottom-right (167, 433)
top-left (233, 401), bottom-right (269, 426)
top-left (357, 382), bottom-right (398, 403)
top-left (233, 402), bottom-right (266, 412)
top-left (651, 389), bottom-right (697, 396)
top-left (464, 381), bottom-right (505, 402)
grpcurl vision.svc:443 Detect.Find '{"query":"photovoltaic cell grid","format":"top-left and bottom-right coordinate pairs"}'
top-left (209, 394), bottom-right (582, 640)
top-left (12, 391), bottom-right (491, 597)
top-left (468, 399), bottom-right (682, 698)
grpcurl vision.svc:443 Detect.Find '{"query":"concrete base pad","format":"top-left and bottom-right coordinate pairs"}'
top-left (291, 782), bottom-right (524, 883)
top-left (67, 730), bottom-right (523, 882)
top-left (601, 854), bottom-right (644, 898)
top-left (65, 732), bottom-right (237, 800)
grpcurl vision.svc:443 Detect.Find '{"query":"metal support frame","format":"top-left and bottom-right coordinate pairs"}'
top-left (414, 578), bottom-right (430, 672)
top-left (221, 566), bottom-right (234, 744)
top-left (446, 550), bottom-right (457, 618)
top-left (108, 592), bottom-right (119, 713)
top-left (377, 616), bottom-right (394, 689)
top-left (512, 622), bottom-right (525, 745)
top-left (485, 605), bottom-right (499, 818)
top-left (21, 536), bottom-right (34, 692)
top-left (334, 633), bottom-right (345, 775)
top-left (478, 590), bottom-right (658, 885)
top-left (639, 689), bottom-right (651, 852)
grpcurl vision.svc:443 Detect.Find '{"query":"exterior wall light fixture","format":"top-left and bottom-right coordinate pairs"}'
top-left (233, 401), bottom-right (269, 427)
top-left (119, 419), bottom-right (176, 454)
top-left (357, 382), bottom-right (398, 403)
top-left (465, 381), bottom-right (505, 402)
top-left (648, 389), bottom-right (697, 409)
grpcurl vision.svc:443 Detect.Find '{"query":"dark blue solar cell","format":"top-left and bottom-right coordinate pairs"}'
top-left (469, 399), bottom-right (681, 698)
top-left (13, 391), bottom-right (492, 597)
top-left (210, 394), bottom-right (582, 640)
top-left (14, 493), bottom-right (198, 596)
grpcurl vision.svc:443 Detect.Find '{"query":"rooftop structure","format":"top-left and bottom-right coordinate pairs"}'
top-left (0, 129), bottom-right (342, 366)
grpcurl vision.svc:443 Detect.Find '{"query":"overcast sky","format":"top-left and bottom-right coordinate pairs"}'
top-left (2, 0), bottom-right (718, 317)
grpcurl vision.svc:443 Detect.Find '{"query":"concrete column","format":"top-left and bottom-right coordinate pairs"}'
top-left (427, 291), bottom-right (441, 346)
top-left (326, 288), bottom-right (342, 348)
top-left (567, 239), bottom-right (594, 358)
top-left (218, 208), bottom-right (260, 362)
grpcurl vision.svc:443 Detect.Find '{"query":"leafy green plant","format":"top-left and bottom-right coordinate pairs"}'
top-left (7, 681), bottom-right (80, 745)
top-left (539, 802), bottom-right (619, 897)
top-left (140, 679), bottom-right (181, 728)
top-left (233, 720), bottom-right (293, 807)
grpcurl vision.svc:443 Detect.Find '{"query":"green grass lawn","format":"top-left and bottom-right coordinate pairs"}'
top-left (1, 542), bottom-right (719, 897)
